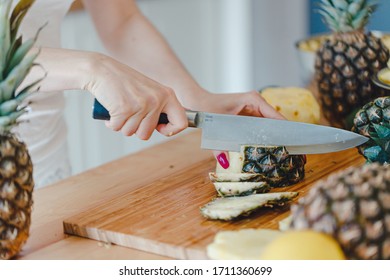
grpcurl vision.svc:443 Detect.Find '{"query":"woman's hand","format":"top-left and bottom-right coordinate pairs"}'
top-left (84, 54), bottom-right (188, 140)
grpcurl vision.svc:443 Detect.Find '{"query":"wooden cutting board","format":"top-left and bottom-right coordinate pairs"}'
top-left (63, 148), bottom-right (365, 259)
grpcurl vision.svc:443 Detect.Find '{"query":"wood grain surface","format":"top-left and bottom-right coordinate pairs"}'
top-left (63, 148), bottom-right (365, 259)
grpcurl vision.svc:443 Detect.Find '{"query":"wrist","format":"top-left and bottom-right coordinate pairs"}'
top-left (79, 52), bottom-right (110, 92)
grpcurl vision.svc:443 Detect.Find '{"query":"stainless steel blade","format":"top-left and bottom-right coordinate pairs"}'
top-left (196, 112), bottom-right (368, 154)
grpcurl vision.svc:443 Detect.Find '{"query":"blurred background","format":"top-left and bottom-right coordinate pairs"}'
top-left (61, 0), bottom-right (390, 176)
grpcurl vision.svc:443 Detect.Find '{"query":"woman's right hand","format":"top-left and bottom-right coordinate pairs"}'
top-left (84, 53), bottom-right (188, 140)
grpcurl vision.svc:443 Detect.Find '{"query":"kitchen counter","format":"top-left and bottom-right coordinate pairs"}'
top-left (20, 130), bottom-right (210, 259)
top-left (18, 129), bottom-right (365, 260)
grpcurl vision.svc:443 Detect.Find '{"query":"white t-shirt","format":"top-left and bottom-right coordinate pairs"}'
top-left (13, 0), bottom-right (75, 188)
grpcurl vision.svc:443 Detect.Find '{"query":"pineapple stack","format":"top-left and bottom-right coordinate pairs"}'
top-left (0, 0), bottom-right (41, 259)
top-left (201, 89), bottom-right (316, 220)
top-left (314, 0), bottom-right (389, 129)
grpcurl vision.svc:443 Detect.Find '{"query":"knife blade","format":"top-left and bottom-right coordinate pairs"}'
top-left (92, 99), bottom-right (368, 154)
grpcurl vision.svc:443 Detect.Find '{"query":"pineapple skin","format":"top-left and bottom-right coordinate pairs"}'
top-left (0, 134), bottom-right (34, 260)
top-left (352, 97), bottom-right (390, 164)
top-left (217, 146), bottom-right (306, 188)
top-left (315, 31), bottom-right (390, 129)
top-left (289, 163), bottom-right (390, 260)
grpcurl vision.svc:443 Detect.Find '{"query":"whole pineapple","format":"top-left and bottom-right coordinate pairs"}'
top-left (352, 96), bottom-right (390, 163)
top-left (289, 163), bottom-right (390, 260)
top-left (0, 0), bottom-right (41, 259)
top-left (314, 0), bottom-right (390, 129)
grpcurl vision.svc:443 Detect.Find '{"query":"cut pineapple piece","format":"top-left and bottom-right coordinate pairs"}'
top-left (278, 215), bottom-right (292, 231)
top-left (207, 229), bottom-right (282, 260)
top-left (261, 87), bottom-right (320, 124)
top-left (216, 146), bottom-right (306, 188)
top-left (209, 172), bottom-right (265, 182)
top-left (200, 192), bottom-right (298, 221)
top-left (378, 68), bottom-right (390, 84)
top-left (213, 181), bottom-right (270, 197)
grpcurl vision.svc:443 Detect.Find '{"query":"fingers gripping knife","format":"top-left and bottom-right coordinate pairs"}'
top-left (92, 99), bottom-right (368, 154)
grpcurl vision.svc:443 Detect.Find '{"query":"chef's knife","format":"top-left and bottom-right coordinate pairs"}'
top-left (92, 99), bottom-right (368, 154)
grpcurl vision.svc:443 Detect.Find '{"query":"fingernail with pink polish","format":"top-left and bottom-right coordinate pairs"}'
top-left (217, 153), bottom-right (229, 169)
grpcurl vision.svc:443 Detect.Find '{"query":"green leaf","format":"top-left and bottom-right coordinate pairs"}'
top-left (333, 0), bottom-right (349, 10)
top-left (0, 50), bottom-right (39, 100)
top-left (10, 0), bottom-right (36, 42)
top-left (0, 0), bottom-right (12, 79)
top-left (363, 146), bottom-right (389, 163)
top-left (373, 123), bottom-right (390, 139)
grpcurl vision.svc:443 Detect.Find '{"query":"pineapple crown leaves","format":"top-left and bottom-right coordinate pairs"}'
top-left (318, 0), bottom-right (378, 33)
top-left (0, 0), bottom-right (44, 132)
top-left (361, 123), bottom-right (390, 163)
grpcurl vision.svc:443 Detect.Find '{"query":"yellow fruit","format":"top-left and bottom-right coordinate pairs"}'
top-left (207, 229), bottom-right (282, 260)
top-left (260, 230), bottom-right (346, 260)
top-left (261, 87), bottom-right (321, 124)
top-left (378, 68), bottom-right (390, 85)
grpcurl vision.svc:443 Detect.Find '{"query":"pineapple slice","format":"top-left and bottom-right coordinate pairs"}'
top-left (209, 172), bottom-right (265, 182)
top-left (278, 215), bottom-right (292, 231)
top-left (378, 68), bottom-right (390, 85)
top-left (207, 229), bottom-right (282, 260)
top-left (260, 87), bottom-right (320, 124)
top-left (213, 181), bottom-right (270, 197)
top-left (200, 192), bottom-right (298, 221)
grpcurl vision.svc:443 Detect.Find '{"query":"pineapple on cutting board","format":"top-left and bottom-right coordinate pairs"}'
top-left (201, 87), bottom-right (319, 220)
top-left (314, 0), bottom-right (390, 129)
top-left (0, 0), bottom-right (41, 260)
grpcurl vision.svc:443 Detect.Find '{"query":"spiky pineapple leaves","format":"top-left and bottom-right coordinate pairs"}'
top-left (10, 0), bottom-right (35, 41)
top-left (317, 0), bottom-right (378, 33)
top-left (0, 0), bottom-right (44, 132)
top-left (362, 123), bottom-right (390, 164)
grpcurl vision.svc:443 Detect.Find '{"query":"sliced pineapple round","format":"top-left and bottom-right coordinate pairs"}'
top-left (200, 192), bottom-right (298, 221)
top-left (213, 181), bottom-right (270, 197)
top-left (209, 172), bottom-right (265, 182)
top-left (207, 229), bottom-right (282, 260)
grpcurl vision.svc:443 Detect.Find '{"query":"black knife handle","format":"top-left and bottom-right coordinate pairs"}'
top-left (92, 98), bottom-right (169, 124)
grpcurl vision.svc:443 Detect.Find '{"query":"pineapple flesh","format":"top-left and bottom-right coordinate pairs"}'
top-left (352, 96), bottom-right (390, 163)
top-left (0, 0), bottom-right (40, 259)
top-left (289, 163), bottom-right (390, 260)
top-left (260, 87), bottom-right (321, 124)
top-left (314, 0), bottom-right (390, 129)
top-left (200, 192), bottom-right (298, 221)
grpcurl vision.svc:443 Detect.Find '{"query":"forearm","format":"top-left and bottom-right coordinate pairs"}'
top-left (25, 47), bottom-right (94, 92)
top-left (82, 0), bottom-right (207, 109)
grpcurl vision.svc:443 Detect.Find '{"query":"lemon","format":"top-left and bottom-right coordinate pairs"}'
top-left (260, 230), bottom-right (346, 260)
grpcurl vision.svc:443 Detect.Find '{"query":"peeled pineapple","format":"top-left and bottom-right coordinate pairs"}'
top-left (260, 87), bottom-right (321, 124)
